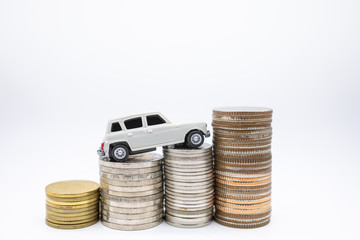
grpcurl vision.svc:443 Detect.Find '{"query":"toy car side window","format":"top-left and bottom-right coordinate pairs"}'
top-left (111, 122), bottom-right (122, 132)
top-left (147, 115), bottom-right (166, 126)
top-left (124, 117), bottom-right (143, 129)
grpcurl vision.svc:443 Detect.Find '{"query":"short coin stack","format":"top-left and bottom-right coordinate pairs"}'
top-left (163, 143), bottom-right (214, 228)
top-left (212, 107), bottom-right (272, 228)
top-left (99, 153), bottom-right (164, 230)
top-left (45, 180), bottom-right (99, 229)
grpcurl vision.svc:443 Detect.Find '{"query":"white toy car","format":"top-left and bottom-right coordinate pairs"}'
top-left (97, 112), bottom-right (210, 161)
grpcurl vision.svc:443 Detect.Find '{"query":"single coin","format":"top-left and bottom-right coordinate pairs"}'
top-left (166, 193), bottom-right (214, 202)
top-left (215, 204), bottom-right (271, 214)
top-left (100, 165), bottom-right (161, 174)
top-left (165, 219), bottom-right (211, 228)
top-left (46, 200), bottom-right (99, 210)
top-left (165, 168), bottom-right (213, 176)
top-left (100, 191), bottom-right (163, 203)
top-left (165, 214), bottom-right (213, 225)
top-left (165, 179), bottom-right (213, 187)
top-left (215, 172), bottom-right (271, 181)
top-left (100, 181), bottom-right (163, 192)
top-left (100, 176), bottom-right (162, 187)
top-left (215, 213), bottom-right (270, 224)
top-left (100, 187), bottom-right (163, 197)
top-left (215, 191), bottom-right (271, 200)
top-left (164, 165), bottom-right (213, 173)
top-left (99, 153), bottom-right (163, 168)
top-left (101, 202), bottom-right (163, 214)
top-left (45, 218), bottom-right (98, 229)
top-left (215, 208), bottom-right (271, 219)
top-left (165, 199), bottom-right (213, 209)
top-left (165, 188), bottom-right (214, 196)
top-left (214, 216), bottom-right (270, 228)
top-left (99, 170), bottom-right (162, 181)
top-left (46, 208), bottom-right (98, 218)
top-left (165, 162), bottom-right (212, 169)
top-left (165, 187), bottom-right (214, 195)
top-left (215, 181), bottom-right (271, 190)
top-left (165, 182), bottom-right (213, 191)
top-left (102, 213), bottom-right (162, 225)
top-left (165, 195), bottom-right (214, 204)
top-left (163, 158), bottom-right (213, 165)
top-left (46, 211), bottom-right (99, 222)
top-left (164, 203), bottom-right (211, 212)
top-left (46, 197), bottom-right (99, 206)
top-left (215, 199), bottom-right (271, 210)
top-left (46, 204), bottom-right (98, 214)
top-left (163, 143), bottom-right (212, 153)
top-left (46, 215), bottom-right (99, 225)
top-left (101, 218), bottom-right (162, 231)
top-left (165, 174), bottom-right (213, 183)
top-left (101, 208), bottom-right (162, 220)
top-left (101, 197), bottom-right (163, 208)
top-left (166, 207), bottom-right (213, 218)
top-left (46, 180), bottom-right (99, 198)
top-left (46, 192), bottom-right (99, 202)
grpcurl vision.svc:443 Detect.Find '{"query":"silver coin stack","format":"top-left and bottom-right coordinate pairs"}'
top-left (163, 143), bottom-right (214, 228)
top-left (99, 153), bottom-right (164, 230)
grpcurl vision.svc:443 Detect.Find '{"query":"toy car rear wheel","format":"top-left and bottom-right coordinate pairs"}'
top-left (186, 130), bottom-right (204, 148)
top-left (111, 144), bottom-right (129, 162)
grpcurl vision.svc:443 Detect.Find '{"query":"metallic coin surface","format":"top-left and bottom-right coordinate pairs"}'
top-left (45, 218), bottom-right (98, 229)
top-left (100, 181), bottom-right (163, 192)
top-left (46, 204), bottom-right (98, 214)
top-left (101, 218), bottom-right (162, 231)
top-left (102, 213), bottom-right (163, 225)
top-left (99, 153), bottom-right (163, 168)
top-left (100, 176), bottom-right (162, 187)
top-left (100, 187), bottom-right (163, 197)
top-left (102, 208), bottom-right (162, 220)
top-left (101, 202), bottom-right (163, 214)
top-left (46, 180), bottom-right (99, 198)
top-left (45, 215), bottom-right (99, 225)
top-left (46, 192), bottom-right (99, 202)
top-left (46, 200), bottom-right (99, 210)
top-left (46, 208), bottom-right (98, 218)
top-left (99, 170), bottom-right (162, 180)
top-left (46, 211), bottom-right (99, 222)
top-left (46, 197), bottom-right (99, 206)
top-left (100, 165), bottom-right (161, 174)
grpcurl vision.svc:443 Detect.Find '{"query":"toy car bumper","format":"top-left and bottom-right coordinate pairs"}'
top-left (205, 130), bottom-right (210, 138)
top-left (97, 149), bottom-right (105, 157)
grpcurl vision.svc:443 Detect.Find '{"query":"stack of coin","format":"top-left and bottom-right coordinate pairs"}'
top-left (163, 143), bottom-right (214, 228)
top-left (212, 107), bottom-right (272, 228)
top-left (45, 180), bottom-right (100, 229)
top-left (99, 153), bottom-right (164, 230)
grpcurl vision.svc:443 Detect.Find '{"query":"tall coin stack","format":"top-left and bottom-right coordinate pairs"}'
top-left (163, 144), bottom-right (214, 228)
top-left (45, 180), bottom-right (100, 229)
top-left (212, 107), bottom-right (272, 228)
top-left (99, 153), bottom-right (164, 230)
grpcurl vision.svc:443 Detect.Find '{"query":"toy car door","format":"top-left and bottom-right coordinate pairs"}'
top-left (144, 114), bottom-right (180, 145)
top-left (123, 116), bottom-right (147, 150)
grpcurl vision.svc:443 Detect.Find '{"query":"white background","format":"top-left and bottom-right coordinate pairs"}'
top-left (1, 0), bottom-right (359, 239)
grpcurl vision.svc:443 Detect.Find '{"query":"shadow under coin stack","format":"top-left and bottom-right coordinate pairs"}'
top-left (163, 144), bottom-right (214, 228)
top-left (212, 107), bottom-right (273, 228)
top-left (45, 180), bottom-right (99, 229)
top-left (99, 153), bottom-right (164, 230)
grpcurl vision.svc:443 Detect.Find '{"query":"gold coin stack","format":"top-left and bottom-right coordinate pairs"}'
top-left (99, 153), bottom-right (164, 231)
top-left (212, 107), bottom-right (272, 228)
top-left (45, 180), bottom-right (100, 229)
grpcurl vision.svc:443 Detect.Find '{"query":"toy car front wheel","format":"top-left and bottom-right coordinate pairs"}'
top-left (111, 144), bottom-right (129, 162)
top-left (186, 130), bottom-right (204, 148)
